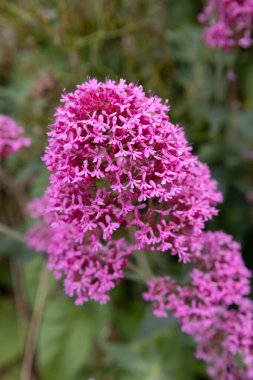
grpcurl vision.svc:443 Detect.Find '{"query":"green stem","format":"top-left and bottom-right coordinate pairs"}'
top-left (128, 226), bottom-right (154, 281)
top-left (20, 264), bottom-right (49, 380)
top-left (0, 223), bottom-right (24, 242)
top-left (75, 17), bottom-right (153, 48)
top-left (134, 251), bottom-right (154, 281)
top-left (216, 50), bottom-right (224, 103)
top-left (127, 262), bottom-right (146, 280)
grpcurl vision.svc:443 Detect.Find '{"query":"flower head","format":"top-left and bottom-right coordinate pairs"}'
top-left (199, 0), bottom-right (253, 50)
top-left (0, 115), bottom-right (30, 158)
top-left (27, 78), bottom-right (222, 304)
top-left (144, 231), bottom-right (253, 379)
top-left (42, 78), bottom-right (222, 262)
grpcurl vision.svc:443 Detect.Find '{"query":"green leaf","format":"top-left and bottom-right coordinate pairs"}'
top-left (23, 256), bottom-right (47, 305)
top-left (135, 307), bottom-right (178, 341)
top-left (100, 340), bottom-right (147, 373)
top-left (0, 300), bottom-right (26, 367)
top-left (38, 295), bottom-right (111, 380)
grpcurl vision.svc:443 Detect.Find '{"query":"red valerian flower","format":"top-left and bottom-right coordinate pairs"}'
top-left (42, 78), bottom-right (222, 262)
top-left (0, 115), bottom-right (30, 158)
top-left (144, 231), bottom-right (253, 380)
top-left (199, 0), bottom-right (253, 50)
top-left (27, 78), bottom-right (222, 303)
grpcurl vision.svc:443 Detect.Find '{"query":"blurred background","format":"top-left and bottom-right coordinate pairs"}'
top-left (0, 1), bottom-right (252, 379)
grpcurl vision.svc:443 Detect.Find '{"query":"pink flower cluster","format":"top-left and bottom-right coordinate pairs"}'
top-left (27, 198), bottom-right (131, 305)
top-left (0, 115), bottom-right (30, 158)
top-left (144, 231), bottom-right (253, 380)
top-left (246, 192), bottom-right (253, 202)
top-left (27, 79), bottom-right (221, 303)
top-left (27, 78), bottom-right (222, 303)
top-left (41, 78), bottom-right (221, 262)
top-left (199, 0), bottom-right (253, 50)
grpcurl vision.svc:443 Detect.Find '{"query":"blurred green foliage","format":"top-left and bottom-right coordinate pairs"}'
top-left (0, 1), bottom-right (252, 379)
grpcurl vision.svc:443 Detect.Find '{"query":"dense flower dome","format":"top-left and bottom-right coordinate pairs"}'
top-left (27, 78), bottom-right (223, 304)
top-left (41, 78), bottom-right (222, 262)
top-left (199, 0), bottom-right (253, 50)
top-left (0, 115), bottom-right (30, 158)
top-left (144, 231), bottom-right (253, 380)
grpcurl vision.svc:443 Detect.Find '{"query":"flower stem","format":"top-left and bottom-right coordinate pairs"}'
top-left (135, 251), bottom-right (154, 281)
top-left (127, 262), bottom-right (146, 280)
top-left (0, 222), bottom-right (24, 242)
top-left (20, 264), bottom-right (49, 380)
top-left (128, 227), bottom-right (154, 281)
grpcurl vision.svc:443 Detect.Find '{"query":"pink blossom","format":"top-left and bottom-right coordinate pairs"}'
top-left (245, 150), bottom-right (253, 161)
top-left (26, 200), bottom-right (131, 305)
top-left (227, 68), bottom-right (237, 82)
top-left (144, 231), bottom-right (253, 380)
top-left (41, 78), bottom-right (222, 263)
top-left (246, 192), bottom-right (253, 202)
top-left (0, 115), bottom-right (30, 158)
top-left (27, 78), bottom-right (222, 303)
top-left (199, 0), bottom-right (253, 50)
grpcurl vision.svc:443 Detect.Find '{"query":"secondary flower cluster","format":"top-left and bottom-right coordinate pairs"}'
top-left (27, 197), bottom-right (131, 305)
top-left (0, 115), bottom-right (30, 158)
top-left (143, 231), bottom-right (253, 380)
top-left (26, 78), bottom-right (222, 303)
top-left (199, 0), bottom-right (253, 50)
